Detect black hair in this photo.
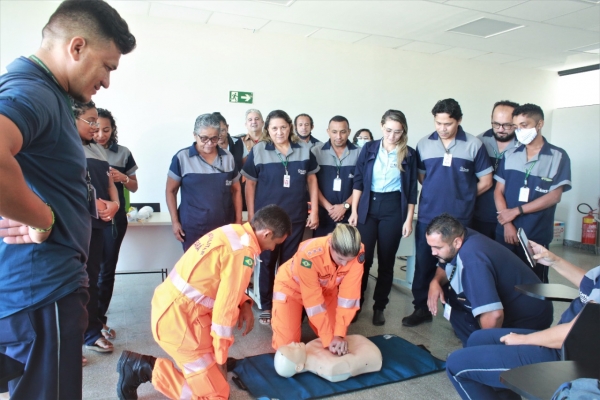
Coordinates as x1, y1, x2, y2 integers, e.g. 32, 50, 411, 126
426, 213, 465, 242
512, 103, 544, 121
212, 112, 228, 125
72, 99, 96, 118
328, 115, 349, 127
431, 98, 463, 121
251, 204, 292, 238
294, 113, 314, 129
97, 108, 118, 145
44, 0, 136, 54
352, 129, 373, 143
492, 100, 519, 114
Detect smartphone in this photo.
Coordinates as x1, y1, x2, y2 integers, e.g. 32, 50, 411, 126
517, 227, 536, 269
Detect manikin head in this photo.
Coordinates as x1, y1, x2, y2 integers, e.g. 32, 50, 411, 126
274, 342, 307, 378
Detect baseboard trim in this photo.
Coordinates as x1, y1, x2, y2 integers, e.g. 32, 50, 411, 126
563, 239, 599, 255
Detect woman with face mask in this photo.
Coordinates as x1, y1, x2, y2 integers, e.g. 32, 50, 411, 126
73, 100, 120, 357
352, 129, 373, 148
348, 110, 418, 326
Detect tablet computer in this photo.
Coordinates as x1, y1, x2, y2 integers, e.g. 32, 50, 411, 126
517, 227, 536, 269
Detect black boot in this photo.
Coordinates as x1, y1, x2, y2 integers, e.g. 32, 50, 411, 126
116, 350, 156, 400
402, 308, 433, 327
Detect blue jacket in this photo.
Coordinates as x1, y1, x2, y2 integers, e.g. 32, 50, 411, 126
353, 139, 418, 225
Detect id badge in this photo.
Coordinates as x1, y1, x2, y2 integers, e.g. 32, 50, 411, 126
88, 185, 98, 219
333, 177, 342, 192
519, 187, 530, 202
283, 174, 290, 188
443, 303, 452, 321
443, 153, 452, 167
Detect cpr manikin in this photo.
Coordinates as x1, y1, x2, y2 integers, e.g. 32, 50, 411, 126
274, 335, 382, 382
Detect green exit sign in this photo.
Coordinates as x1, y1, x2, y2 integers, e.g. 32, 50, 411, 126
229, 91, 253, 104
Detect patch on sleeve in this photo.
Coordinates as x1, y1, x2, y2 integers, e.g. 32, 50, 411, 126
243, 256, 254, 268
300, 259, 313, 269
358, 252, 365, 263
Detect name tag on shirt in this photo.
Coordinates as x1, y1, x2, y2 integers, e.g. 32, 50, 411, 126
333, 177, 342, 192
519, 187, 530, 202
443, 153, 452, 167
283, 174, 290, 188
443, 303, 452, 321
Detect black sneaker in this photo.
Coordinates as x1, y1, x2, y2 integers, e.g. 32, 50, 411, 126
116, 350, 156, 400
372, 309, 385, 326
402, 308, 432, 327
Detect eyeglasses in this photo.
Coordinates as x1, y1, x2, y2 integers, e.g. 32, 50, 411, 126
197, 136, 220, 144
78, 117, 100, 128
491, 122, 514, 130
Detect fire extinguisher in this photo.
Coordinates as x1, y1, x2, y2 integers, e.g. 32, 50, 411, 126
577, 203, 598, 245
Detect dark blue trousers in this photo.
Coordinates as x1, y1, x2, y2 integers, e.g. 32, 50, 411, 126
98, 218, 127, 325
446, 328, 561, 400
0, 288, 88, 399
470, 219, 497, 241
412, 220, 439, 310
257, 221, 305, 310
495, 232, 550, 283
84, 227, 104, 345
357, 191, 404, 311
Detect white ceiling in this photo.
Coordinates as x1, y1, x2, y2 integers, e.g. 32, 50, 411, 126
110, 0, 600, 71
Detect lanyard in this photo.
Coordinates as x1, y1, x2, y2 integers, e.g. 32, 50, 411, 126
523, 160, 537, 186
492, 148, 507, 172
198, 154, 225, 173
276, 152, 290, 175
29, 55, 75, 120
331, 152, 348, 178
448, 263, 458, 284
439, 137, 451, 153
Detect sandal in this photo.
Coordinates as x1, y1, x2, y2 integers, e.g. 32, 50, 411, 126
101, 326, 116, 340
259, 311, 271, 326
85, 337, 114, 353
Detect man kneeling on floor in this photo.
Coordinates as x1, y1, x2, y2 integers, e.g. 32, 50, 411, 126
116, 204, 291, 400
426, 213, 553, 346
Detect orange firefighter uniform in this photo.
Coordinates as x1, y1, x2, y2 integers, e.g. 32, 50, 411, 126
150, 223, 260, 399
271, 236, 364, 350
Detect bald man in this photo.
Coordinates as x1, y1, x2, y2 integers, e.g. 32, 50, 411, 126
0, 1, 135, 398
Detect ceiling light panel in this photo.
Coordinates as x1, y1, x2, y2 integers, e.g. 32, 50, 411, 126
207, 12, 270, 30
354, 35, 412, 49
447, 18, 524, 38
149, 3, 212, 23
399, 41, 452, 54
497, 1, 593, 22
445, 1, 527, 14
259, 21, 317, 37
308, 29, 369, 43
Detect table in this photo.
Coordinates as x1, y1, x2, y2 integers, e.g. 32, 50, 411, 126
515, 283, 580, 302
116, 212, 183, 281
500, 360, 598, 400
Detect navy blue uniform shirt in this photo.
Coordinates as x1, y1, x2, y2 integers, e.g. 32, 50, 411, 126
106, 142, 138, 220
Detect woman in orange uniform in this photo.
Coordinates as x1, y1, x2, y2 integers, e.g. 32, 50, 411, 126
272, 224, 364, 355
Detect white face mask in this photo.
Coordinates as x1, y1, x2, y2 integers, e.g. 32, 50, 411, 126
515, 127, 537, 145
356, 139, 368, 147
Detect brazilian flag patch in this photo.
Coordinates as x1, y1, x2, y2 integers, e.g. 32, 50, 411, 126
300, 258, 312, 269
243, 256, 254, 268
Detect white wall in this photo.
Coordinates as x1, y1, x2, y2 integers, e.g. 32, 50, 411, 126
552, 105, 600, 242
1, 1, 560, 214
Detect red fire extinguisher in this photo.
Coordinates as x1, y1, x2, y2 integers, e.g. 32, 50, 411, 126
578, 203, 598, 245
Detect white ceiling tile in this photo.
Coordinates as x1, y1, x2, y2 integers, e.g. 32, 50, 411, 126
308, 28, 370, 43
570, 42, 600, 53
445, 1, 527, 13
437, 47, 489, 59
149, 2, 211, 23
107, 1, 150, 17
399, 41, 452, 54
503, 58, 557, 68
472, 52, 524, 64
545, 6, 600, 31
259, 21, 318, 37
497, 1, 593, 22
207, 12, 270, 30
354, 35, 412, 49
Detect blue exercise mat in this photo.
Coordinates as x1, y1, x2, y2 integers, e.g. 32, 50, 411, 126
232, 334, 446, 400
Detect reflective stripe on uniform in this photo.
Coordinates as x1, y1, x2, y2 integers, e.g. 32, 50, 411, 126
169, 269, 215, 309
211, 323, 233, 338
183, 352, 215, 374
305, 303, 327, 317
221, 224, 243, 251
319, 279, 328, 286
180, 382, 192, 399
335, 276, 344, 285
273, 292, 287, 301
337, 297, 360, 308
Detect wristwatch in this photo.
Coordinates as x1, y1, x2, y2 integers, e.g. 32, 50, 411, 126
343, 202, 350, 209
